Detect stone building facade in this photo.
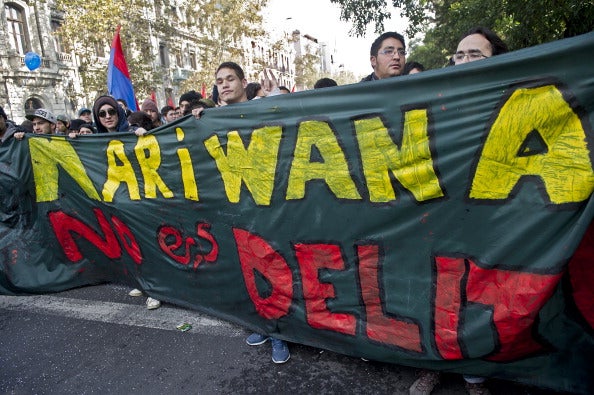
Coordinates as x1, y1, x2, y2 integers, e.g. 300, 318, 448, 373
1, 1, 302, 124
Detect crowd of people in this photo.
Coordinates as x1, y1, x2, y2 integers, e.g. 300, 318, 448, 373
0, 25, 511, 393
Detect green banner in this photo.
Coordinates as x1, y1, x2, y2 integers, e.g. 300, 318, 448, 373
2, 33, 594, 394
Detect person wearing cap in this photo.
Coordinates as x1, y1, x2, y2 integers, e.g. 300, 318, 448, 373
69, 118, 85, 133
67, 121, 96, 138
178, 90, 202, 116
27, 108, 57, 135
141, 98, 162, 129
78, 108, 92, 124
55, 114, 70, 135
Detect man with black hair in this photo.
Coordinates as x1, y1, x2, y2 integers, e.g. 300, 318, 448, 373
410, 27, 509, 395
361, 31, 407, 81
161, 105, 178, 123
214, 61, 290, 364
179, 90, 202, 116
453, 26, 508, 65
314, 77, 338, 89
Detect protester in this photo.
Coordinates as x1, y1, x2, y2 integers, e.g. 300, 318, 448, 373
68, 118, 86, 133
78, 123, 95, 135
361, 31, 407, 81
403, 61, 425, 75
313, 78, 338, 89
68, 122, 95, 138
246, 82, 265, 100
117, 98, 133, 117
92, 95, 133, 133
55, 114, 70, 135
141, 98, 162, 129
27, 108, 56, 135
278, 86, 291, 94
78, 107, 93, 124
188, 98, 216, 119
409, 26, 509, 395
214, 61, 290, 364
453, 26, 509, 65
128, 111, 154, 131
90, 95, 160, 308
179, 90, 202, 116
161, 105, 178, 123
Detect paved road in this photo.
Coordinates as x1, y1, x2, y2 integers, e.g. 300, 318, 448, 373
0, 284, 561, 394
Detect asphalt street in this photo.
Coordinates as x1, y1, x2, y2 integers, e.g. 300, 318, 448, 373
0, 284, 564, 395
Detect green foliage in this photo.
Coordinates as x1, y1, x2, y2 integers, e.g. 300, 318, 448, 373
55, 0, 268, 102
55, 0, 159, 100
294, 47, 323, 89
332, 0, 594, 70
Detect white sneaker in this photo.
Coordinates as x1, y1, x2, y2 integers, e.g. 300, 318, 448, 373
128, 288, 143, 297
146, 297, 161, 310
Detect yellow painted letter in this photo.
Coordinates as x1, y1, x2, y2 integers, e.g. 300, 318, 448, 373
204, 126, 282, 205
29, 138, 100, 202
135, 135, 173, 199
175, 127, 198, 201
354, 112, 444, 202
287, 120, 361, 200
470, 85, 594, 204
102, 140, 140, 202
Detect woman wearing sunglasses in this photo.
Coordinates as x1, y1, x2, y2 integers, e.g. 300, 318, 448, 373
92, 95, 134, 133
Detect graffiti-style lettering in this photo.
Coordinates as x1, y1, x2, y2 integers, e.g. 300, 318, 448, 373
157, 222, 219, 269
29, 138, 101, 202
204, 126, 283, 205
433, 256, 562, 361
357, 244, 423, 352
294, 243, 357, 336
354, 111, 444, 203
134, 135, 174, 199
469, 84, 594, 203
48, 208, 142, 264
233, 228, 293, 319
175, 127, 199, 201
102, 140, 140, 202
287, 120, 361, 200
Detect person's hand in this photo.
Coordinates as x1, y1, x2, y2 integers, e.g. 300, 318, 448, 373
191, 107, 204, 119
13, 131, 25, 140
260, 68, 279, 96
68, 132, 78, 138
134, 127, 148, 136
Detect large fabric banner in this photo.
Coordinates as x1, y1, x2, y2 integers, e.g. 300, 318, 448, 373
2, 33, 594, 394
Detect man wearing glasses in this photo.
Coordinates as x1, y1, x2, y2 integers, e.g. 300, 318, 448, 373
361, 31, 407, 81
453, 26, 508, 65
410, 27, 509, 395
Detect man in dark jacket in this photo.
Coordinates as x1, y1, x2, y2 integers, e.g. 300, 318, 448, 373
361, 31, 407, 82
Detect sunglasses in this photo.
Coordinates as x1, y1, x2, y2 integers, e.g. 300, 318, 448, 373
98, 108, 117, 118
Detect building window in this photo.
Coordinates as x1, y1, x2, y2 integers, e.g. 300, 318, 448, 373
5, 3, 29, 55
24, 97, 43, 112
189, 51, 196, 69
94, 41, 106, 58
159, 44, 169, 68
51, 20, 63, 53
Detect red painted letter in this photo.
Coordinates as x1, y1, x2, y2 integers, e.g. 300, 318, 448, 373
233, 228, 292, 319
434, 256, 562, 361
294, 243, 356, 336
358, 244, 423, 352
48, 208, 121, 262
